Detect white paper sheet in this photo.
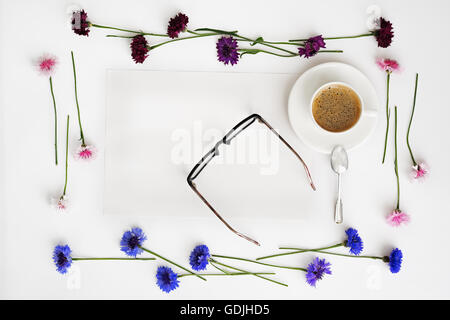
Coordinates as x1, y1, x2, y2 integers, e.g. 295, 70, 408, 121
105, 70, 317, 219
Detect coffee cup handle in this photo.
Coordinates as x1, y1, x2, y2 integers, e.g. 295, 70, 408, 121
364, 109, 378, 117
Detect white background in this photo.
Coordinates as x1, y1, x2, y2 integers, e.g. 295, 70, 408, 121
1, 0, 450, 299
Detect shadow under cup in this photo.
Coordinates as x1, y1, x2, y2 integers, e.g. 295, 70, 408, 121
311, 82, 364, 133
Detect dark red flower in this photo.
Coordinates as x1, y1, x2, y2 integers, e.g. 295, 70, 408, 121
71, 10, 90, 36
374, 17, 394, 48
167, 13, 189, 39
130, 35, 149, 64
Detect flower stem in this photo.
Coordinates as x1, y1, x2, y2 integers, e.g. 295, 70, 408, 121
283, 250, 383, 260
289, 33, 374, 42
70, 51, 85, 146
394, 106, 400, 210
139, 246, 206, 281
178, 272, 275, 278
317, 50, 344, 53
72, 257, 155, 261
63, 115, 69, 196
211, 254, 307, 272
406, 74, 419, 166
209, 259, 288, 287
210, 261, 231, 274
257, 243, 344, 260
149, 32, 218, 50
91, 23, 168, 37
238, 48, 297, 58
382, 72, 391, 164
49, 76, 58, 165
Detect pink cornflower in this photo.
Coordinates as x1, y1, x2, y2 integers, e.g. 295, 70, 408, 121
75, 144, 96, 161
410, 162, 429, 181
52, 196, 68, 212
376, 58, 399, 73
387, 209, 410, 227
37, 54, 58, 76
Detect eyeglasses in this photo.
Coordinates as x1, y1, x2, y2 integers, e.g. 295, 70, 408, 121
187, 114, 316, 246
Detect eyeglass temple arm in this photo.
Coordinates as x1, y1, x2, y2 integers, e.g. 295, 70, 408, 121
187, 181, 261, 246
256, 116, 316, 191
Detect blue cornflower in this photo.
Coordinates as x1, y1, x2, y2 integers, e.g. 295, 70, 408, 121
305, 257, 332, 287
386, 248, 403, 273
345, 228, 364, 255
120, 227, 147, 257
156, 266, 179, 293
189, 245, 210, 271
53, 244, 72, 274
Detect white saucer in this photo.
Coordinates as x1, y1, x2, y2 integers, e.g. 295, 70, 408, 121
288, 62, 379, 154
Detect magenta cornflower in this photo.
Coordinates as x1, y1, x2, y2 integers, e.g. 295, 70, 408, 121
167, 13, 189, 39
37, 54, 58, 76
387, 209, 410, 227
376, 58, 400, 73
75, 145, 96, 161
130, 35, 150, 64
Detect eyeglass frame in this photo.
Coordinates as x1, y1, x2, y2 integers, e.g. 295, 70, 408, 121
187, 113, 316, 246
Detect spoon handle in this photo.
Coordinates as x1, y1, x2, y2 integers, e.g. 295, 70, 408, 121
335, 174, 343, 224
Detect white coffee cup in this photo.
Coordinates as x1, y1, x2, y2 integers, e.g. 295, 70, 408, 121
310, 81, 377, 134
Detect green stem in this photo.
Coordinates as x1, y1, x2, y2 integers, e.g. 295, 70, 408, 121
49, 77, 58, 165
317, 50, 344, 53
139, 246, 206, 281
63, 115, 69, 196
406, 74, 419, 166
210, 261, 231, 274
382, 72, 391, 164
70, 51, 85, 146
212, 254, 306, 272
394, 106, 400, 210
289, 33, 374, 42
281, 249, 383, 260
238, 48, 297, 58
178, 272, 275, 278
210, 259, 288, 287
149, 32, 217, 50
72, 257, 155, 261
91, 23, 168, 37
257, 243, 344, 260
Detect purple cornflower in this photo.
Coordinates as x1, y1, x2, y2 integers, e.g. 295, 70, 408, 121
130, 35, 149, 64
384, 248, 403, 274
298, 35, 326, 58
374, 17, 394, 48
305, 257, 332, 287
167, 13, 189, 39
53, 244, 72, 274
345, 228, 364, 255
156, 266, 180, 293
189, 245, 210, 271
71, 10, 90, 36
216, 36, 239, 65
120, 227, 147, 257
